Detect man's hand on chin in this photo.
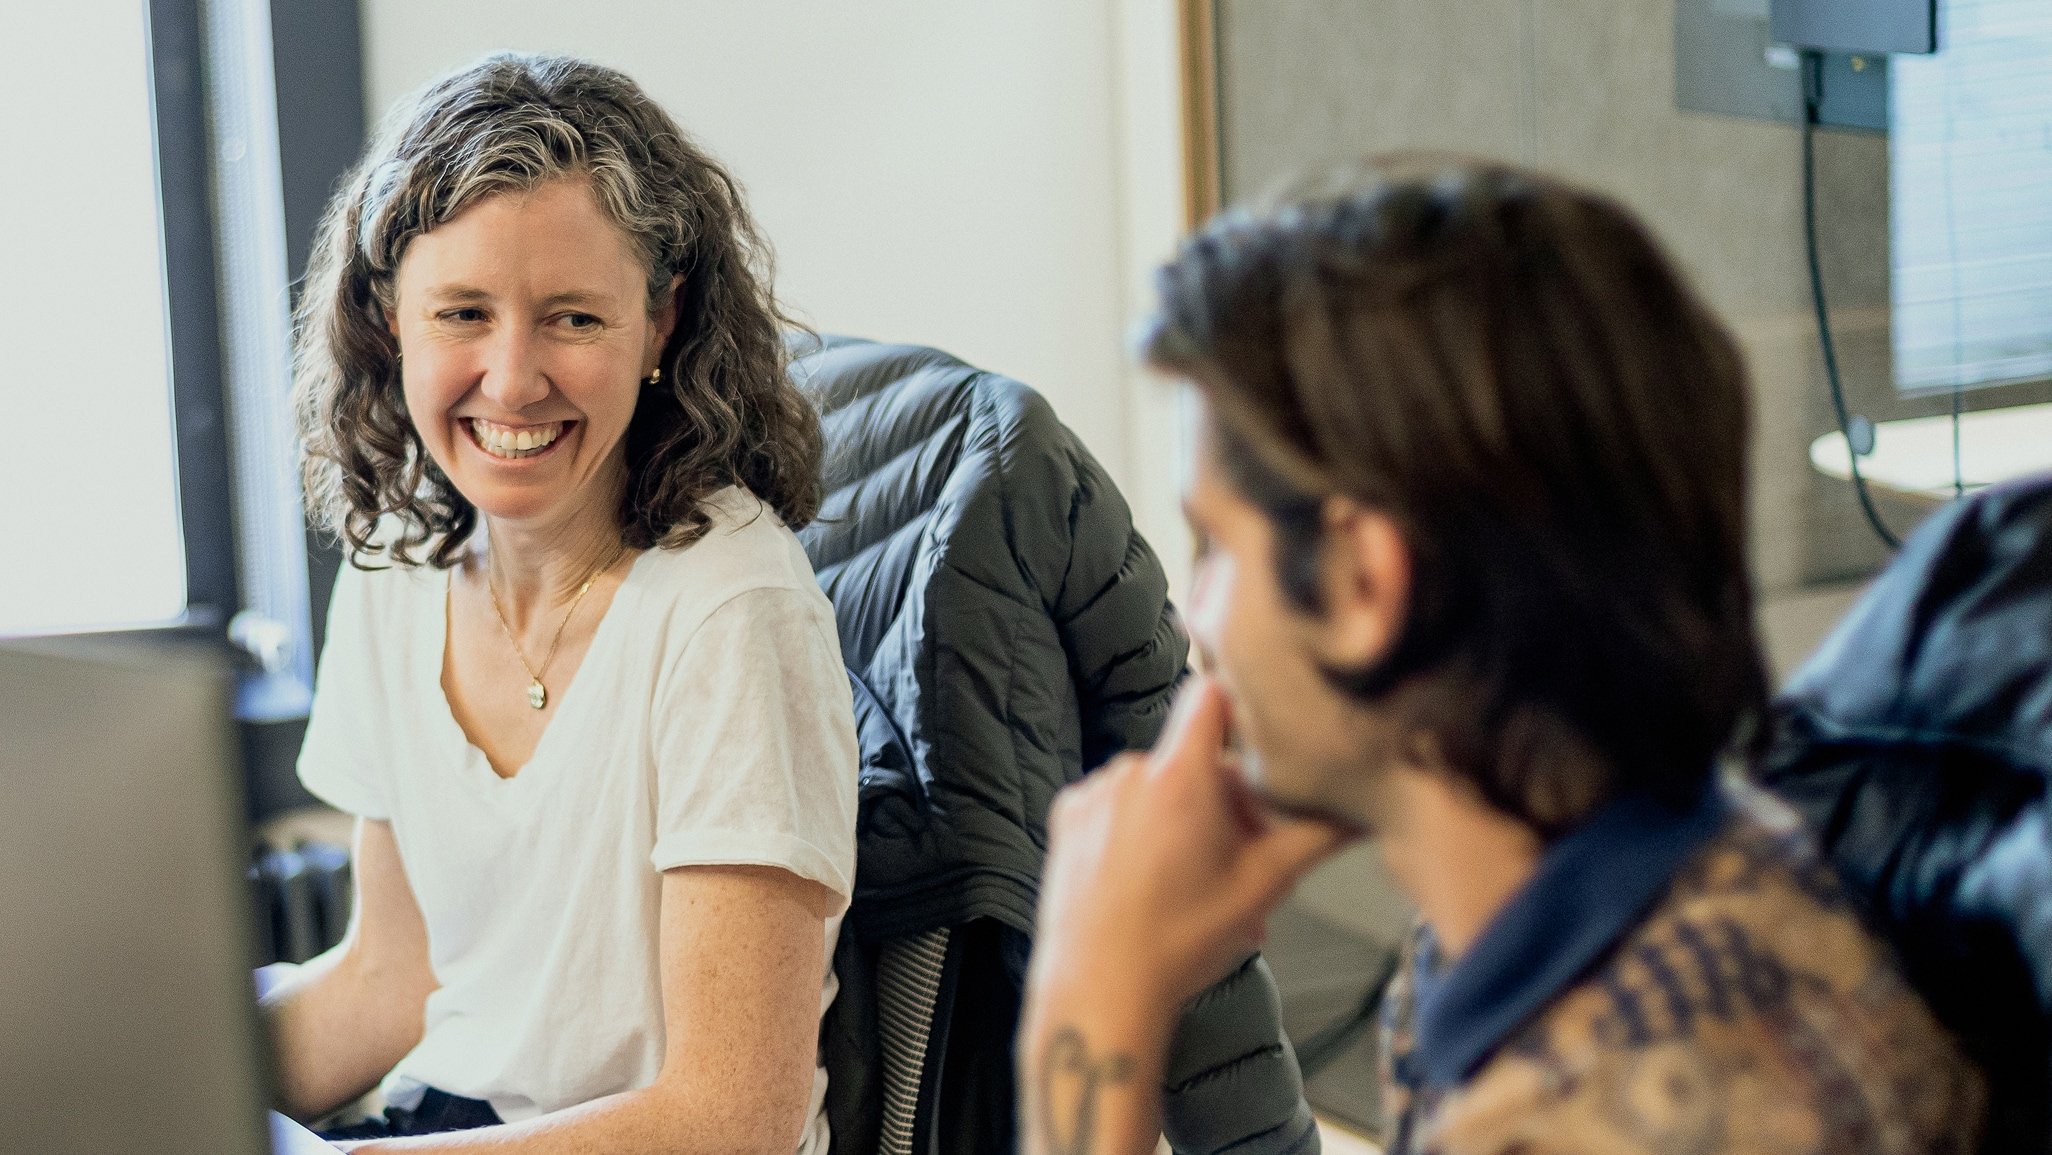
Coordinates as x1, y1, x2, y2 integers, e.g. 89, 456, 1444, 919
1019, 675, 1357, 1155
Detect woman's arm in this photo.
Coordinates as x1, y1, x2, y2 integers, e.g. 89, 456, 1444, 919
265, 818, 440, 1121
342, 863, 831, 1154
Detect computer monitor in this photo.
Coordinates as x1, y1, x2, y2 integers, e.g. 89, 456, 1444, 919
0, 636, 291, 1153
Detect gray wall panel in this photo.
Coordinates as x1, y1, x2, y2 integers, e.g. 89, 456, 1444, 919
1210, 0, 2042, 590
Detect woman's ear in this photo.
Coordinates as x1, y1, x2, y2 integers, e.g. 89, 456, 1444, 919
1313, 498, 1411, 671
647, 273, 684, 372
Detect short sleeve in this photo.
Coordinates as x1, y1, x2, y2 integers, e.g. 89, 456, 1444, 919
649, 586, 859, 913
297, 562, 397, 820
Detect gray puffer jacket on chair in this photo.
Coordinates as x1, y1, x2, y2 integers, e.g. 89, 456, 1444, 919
793, 335, 1318, 1155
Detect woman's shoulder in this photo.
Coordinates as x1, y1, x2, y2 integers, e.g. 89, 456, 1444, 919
328, 545, 446, 620
631, 486, 825, 619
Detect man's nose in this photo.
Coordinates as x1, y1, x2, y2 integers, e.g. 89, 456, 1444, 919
1185, 559, 1223, 674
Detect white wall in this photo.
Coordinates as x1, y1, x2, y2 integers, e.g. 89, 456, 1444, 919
2, 1, 187, 633
360, 0, 1193, 552
1109, 0, 1200, 595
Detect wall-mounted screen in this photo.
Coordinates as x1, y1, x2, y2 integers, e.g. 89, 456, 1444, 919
1890, 0, 2052, 394
1772, 0, 1936, 54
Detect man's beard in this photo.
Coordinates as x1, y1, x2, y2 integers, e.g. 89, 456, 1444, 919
1230, 745, 1373, 838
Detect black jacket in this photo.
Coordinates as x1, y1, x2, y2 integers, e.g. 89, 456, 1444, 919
793, 336, 1317, 1155
1761, 473, 2052, 1153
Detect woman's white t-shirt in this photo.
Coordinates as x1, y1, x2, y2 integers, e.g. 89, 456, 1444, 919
297, 487, 858, 1153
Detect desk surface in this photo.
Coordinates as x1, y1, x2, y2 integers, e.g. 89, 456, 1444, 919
270, 1112, 334, 1154
1811, 401, 2052, 505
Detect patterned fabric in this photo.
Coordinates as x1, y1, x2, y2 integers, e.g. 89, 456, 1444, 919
876, 927, 953, 1155
1379, 787, 1985, 1155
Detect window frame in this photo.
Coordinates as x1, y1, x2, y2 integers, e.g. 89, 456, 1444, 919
151, 0, 241, 631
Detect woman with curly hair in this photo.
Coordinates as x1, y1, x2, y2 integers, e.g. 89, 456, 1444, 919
263, 53, 857, 1154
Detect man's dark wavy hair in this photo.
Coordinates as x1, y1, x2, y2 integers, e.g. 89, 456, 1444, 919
1142, 157, 1768, 838
294, 52, 821, 568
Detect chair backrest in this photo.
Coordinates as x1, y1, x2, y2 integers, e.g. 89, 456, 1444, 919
873, 927, 951, 1155
1760, 473, 2052, 1152
793, 335, 1318, 1155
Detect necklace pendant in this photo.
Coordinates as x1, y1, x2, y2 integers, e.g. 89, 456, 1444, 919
527, 679, 547, 710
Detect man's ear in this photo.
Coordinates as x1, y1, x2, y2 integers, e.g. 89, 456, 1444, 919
1313, 498, 1410, 670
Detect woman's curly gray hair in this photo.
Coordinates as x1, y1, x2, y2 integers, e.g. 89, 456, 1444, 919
293, 52, 821, 568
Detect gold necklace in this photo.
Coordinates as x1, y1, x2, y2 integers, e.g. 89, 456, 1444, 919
485, 545, 624, 710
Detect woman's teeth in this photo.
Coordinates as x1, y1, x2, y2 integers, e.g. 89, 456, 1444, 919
468, 419, 564, 459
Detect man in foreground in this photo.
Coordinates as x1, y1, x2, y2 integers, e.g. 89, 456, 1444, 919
1020, 159, 1983, 1155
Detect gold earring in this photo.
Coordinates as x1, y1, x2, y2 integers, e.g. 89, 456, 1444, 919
646, 367, 662, 386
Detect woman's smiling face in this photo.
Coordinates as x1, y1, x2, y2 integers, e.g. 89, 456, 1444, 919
388, 176, 675, 528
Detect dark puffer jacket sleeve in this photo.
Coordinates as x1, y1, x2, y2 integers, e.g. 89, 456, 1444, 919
1760, 474, 2052, 1152
1163, 955, 1321, 1154
1050, 463, 1188, 775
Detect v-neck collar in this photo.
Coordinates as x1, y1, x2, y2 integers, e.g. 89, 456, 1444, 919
428, 549, 646, 786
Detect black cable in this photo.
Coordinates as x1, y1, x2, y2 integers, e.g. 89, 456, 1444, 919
1801, 50, 1901, 550
1953, 376, 1965, 499
1938, 61, 1967, 500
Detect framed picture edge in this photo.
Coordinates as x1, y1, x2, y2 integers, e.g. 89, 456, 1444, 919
1178, 0, 1223, 230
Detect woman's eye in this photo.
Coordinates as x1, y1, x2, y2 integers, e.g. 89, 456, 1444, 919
439, 308, 486, 324
557, 313, 601, 331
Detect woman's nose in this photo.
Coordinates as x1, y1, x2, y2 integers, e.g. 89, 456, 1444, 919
478, 331, 551, 411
